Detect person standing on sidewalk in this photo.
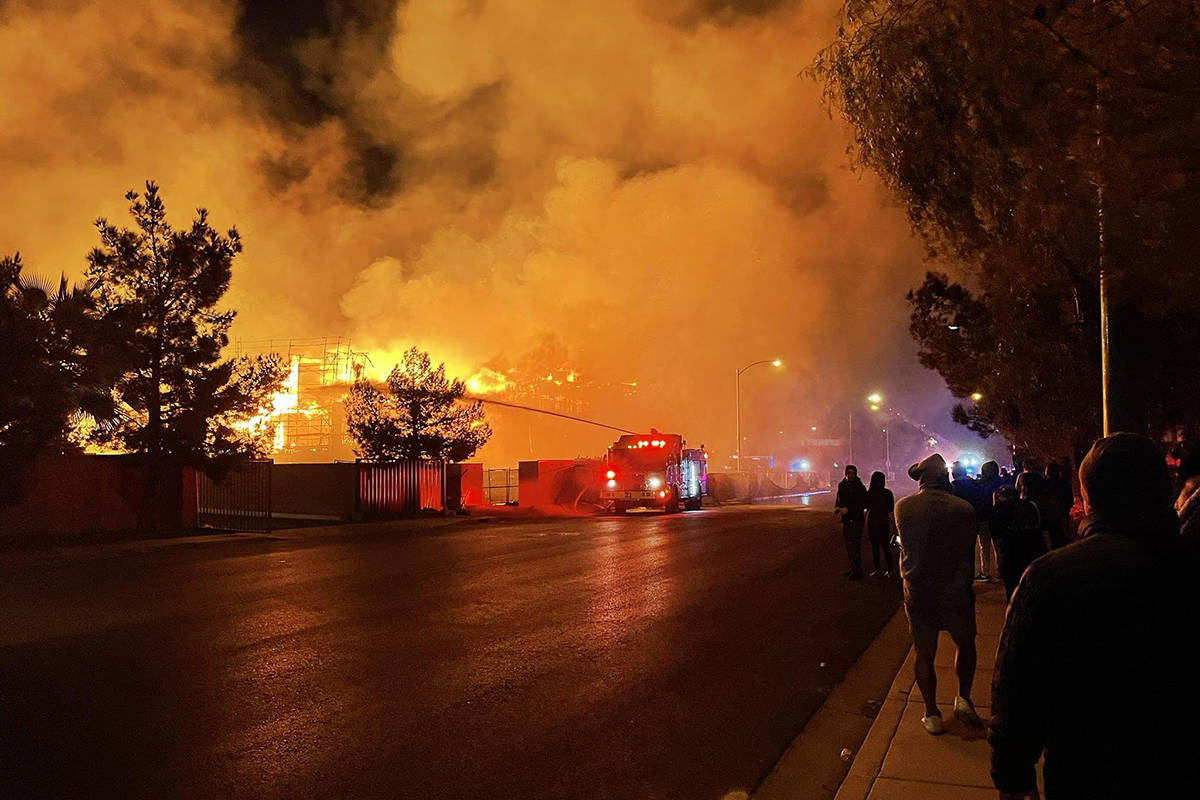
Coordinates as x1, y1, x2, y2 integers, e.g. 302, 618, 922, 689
990, 433, 1200, 799
865, 471, 895, 577
1017, 469, 1069, 550
987, 485, 1047, 602
895, 453, 983, 735
973, 460, 1004, 581
834, 465, 869, 580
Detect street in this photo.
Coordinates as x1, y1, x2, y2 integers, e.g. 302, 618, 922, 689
0, 502, 901, 800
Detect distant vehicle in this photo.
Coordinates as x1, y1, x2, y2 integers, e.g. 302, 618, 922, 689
600, 429, 707, 513
956, 453, 985, 476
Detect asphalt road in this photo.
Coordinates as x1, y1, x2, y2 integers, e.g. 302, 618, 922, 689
0, 502, 901, 800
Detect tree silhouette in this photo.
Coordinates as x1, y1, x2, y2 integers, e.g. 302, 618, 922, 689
0, 253, 119, 504
346, 347, 491, 462
86, 182, 284, 470
814, 1, 1200, 456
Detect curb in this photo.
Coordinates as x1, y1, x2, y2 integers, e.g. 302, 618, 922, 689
831, 648, 915, 800
829, 582, 1008, 800
753, 606, 912, 800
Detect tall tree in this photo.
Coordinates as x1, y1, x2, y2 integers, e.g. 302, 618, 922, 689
87, 182, 284, 467
0, 254, 117, 505
1, 261, 103, 429
345, 347, 491, 462
814, 0, 1200, 460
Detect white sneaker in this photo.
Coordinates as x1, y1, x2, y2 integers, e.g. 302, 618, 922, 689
953, 695, 984, 728
921, 713, 944, 735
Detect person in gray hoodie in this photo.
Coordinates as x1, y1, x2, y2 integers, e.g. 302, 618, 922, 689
895, 453, 983, 735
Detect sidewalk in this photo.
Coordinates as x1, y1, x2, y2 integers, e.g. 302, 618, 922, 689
757, 581, 1015, 800
835, 581, 1010, 800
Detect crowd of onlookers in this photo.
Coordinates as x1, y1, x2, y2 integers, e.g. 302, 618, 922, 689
947, 457, 1078, 601
836, 434, 1200, 799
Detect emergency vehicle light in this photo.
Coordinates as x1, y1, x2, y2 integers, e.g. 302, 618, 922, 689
606, 469, 616, 479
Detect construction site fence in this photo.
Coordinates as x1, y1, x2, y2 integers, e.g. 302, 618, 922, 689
358, 460, 447, 515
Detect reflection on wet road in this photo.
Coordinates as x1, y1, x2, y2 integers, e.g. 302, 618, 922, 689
0, 504, 900, 800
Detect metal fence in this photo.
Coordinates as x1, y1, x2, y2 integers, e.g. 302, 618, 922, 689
359, 461, 446, 515
196, 461, 272, 532
484, 468, 519, 505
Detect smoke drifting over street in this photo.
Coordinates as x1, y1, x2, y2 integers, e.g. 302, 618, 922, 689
0, 0, 980, 464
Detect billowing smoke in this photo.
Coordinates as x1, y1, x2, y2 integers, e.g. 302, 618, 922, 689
0, 0, 987, 467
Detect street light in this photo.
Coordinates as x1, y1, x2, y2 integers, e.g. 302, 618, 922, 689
970, 391, 983, 402
867, 391, 891, 478
735, 359, 783, 473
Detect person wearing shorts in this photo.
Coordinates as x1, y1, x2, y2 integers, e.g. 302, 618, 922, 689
896, 453, 983, 735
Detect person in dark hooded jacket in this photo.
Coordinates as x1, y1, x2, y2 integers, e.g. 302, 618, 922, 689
865, 471, 895, 576
834, 465, 869, 579
988, 485, 1046, 602
989, 433, 1200, 799
973, 460, 1004, 582
1017, 470, 1069, 550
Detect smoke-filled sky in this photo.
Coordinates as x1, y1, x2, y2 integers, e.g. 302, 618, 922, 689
0, 0, 996, 465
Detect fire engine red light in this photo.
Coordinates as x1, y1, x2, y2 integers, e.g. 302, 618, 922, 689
605, 469, 616, 479
659, 490, 667, 498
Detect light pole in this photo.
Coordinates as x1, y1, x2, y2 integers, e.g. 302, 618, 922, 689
866, 392, 890, 478
847, 410, 854, 465
735, 359, 782, 473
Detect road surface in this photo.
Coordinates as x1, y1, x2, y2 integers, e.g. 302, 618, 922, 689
0, 502, 901, 800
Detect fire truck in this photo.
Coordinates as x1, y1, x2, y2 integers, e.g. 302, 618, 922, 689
600, 429, 707, 513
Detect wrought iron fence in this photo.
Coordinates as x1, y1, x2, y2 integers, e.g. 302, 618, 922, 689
196, 461, 272, 532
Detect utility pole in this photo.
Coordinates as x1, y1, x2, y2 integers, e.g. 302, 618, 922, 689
884, 426, 891, 479
1095, 0, 1112, 436
735, 359, 782, 474
735, 369, 741, 473
848, 409, 853, 465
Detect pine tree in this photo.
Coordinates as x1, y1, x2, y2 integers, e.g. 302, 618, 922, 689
345, 347, 491, 462
87, 182, 284, 466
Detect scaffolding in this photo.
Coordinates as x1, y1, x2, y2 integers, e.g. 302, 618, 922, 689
235, 337, 371, 460
235, 336, 373, 385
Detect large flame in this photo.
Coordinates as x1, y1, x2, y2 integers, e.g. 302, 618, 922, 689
465, 367, 510, 395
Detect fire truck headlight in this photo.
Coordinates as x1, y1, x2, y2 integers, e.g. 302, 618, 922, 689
607, 479, 617, 489
606, 469, 616, 479
648, 476, 662, 489
659, 490, 667, 498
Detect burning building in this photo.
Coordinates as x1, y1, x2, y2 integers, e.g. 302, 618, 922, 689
236, 337, 371, 463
